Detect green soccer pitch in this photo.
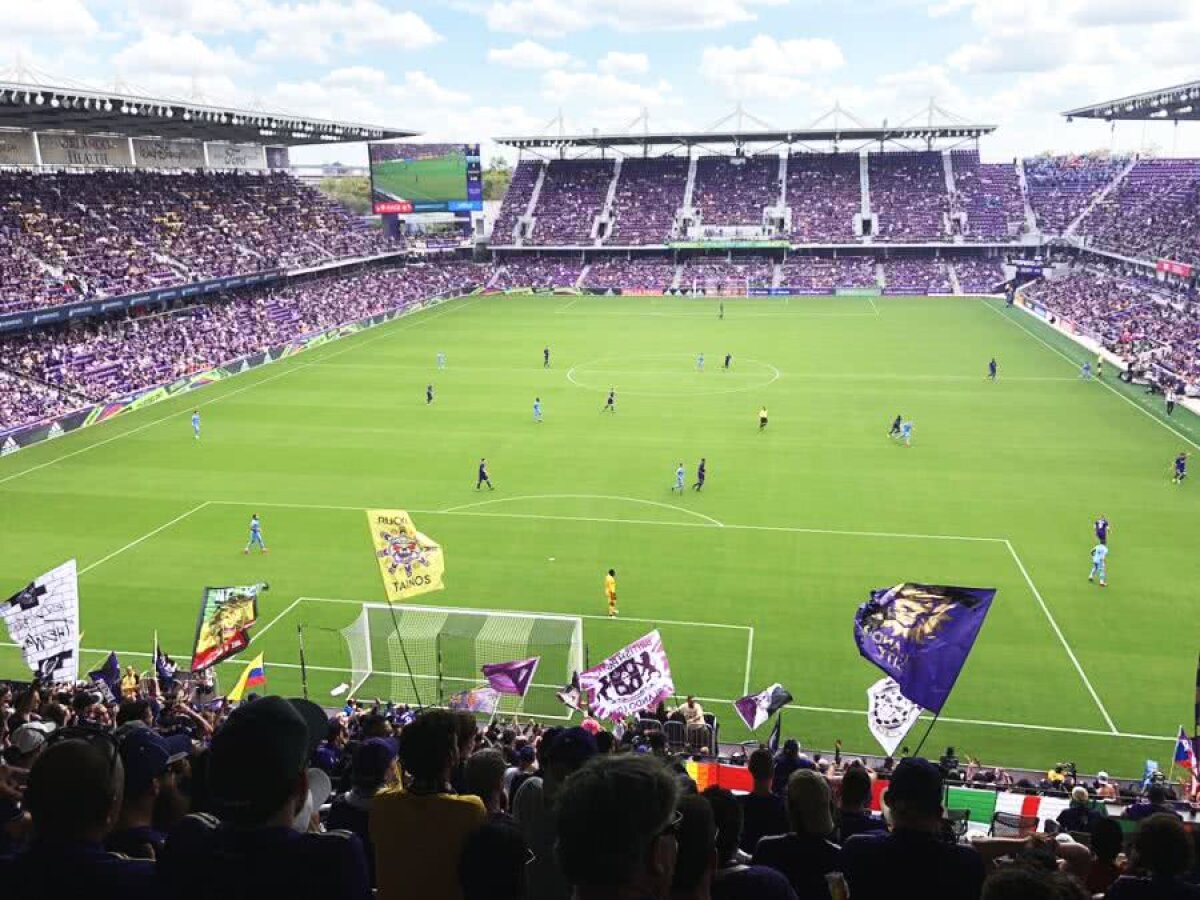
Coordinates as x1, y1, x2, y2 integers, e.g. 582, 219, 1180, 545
372, 153, 466, 203
2, 292, 1197, 776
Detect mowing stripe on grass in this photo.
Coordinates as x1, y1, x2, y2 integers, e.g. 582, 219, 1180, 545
78, 501, 212, 576
441, 494, 726, 527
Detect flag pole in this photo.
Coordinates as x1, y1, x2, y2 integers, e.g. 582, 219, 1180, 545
297, 624, 310, 701
911, 711, 942, 758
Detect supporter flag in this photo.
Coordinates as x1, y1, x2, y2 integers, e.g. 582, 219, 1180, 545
366, 509, 445, 603
190, 583, 266, 671
853, 583, 996, 713
767, 713, 783, 754
580, 630, 674, 722
447, 685, 501, 714
1175, 726, 1196, 772
866, 676, 924, 757
88, 651, 121, 701
733, 683, 793, 731
226, 653, 266, 704
556, 672, 582, 712
1, 560, 80, 684
482, 656, 540, 697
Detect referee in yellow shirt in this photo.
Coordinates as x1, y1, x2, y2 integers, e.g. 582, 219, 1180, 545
605, 569, 618, 617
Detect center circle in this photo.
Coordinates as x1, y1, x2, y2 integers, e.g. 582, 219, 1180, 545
567, 354, 780, 397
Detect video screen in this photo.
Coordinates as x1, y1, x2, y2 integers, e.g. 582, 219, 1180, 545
368, 143, 483, 215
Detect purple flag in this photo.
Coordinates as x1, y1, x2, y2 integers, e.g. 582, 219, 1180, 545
482, 656, 540, 697
580, 630, 674, 722
854, 583, 995, 713
448, 685, 501, 714
733, 683, 793, 730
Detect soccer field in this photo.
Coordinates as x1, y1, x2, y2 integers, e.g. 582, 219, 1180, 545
2, 292, 1196, 775
372, 154, 466, 203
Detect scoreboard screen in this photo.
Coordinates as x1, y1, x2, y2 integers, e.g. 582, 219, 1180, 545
368, 143, 483, 215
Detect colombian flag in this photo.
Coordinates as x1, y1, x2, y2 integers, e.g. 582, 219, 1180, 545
227, 653, 266, 703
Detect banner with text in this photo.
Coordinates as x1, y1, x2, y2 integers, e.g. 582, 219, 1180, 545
40, 134, 132, 168
579, 630, 674, 722
0, 132, 37, 166
206, 142, 267, 170
133, 138, 206, 170
367, 509, 446, 603
1, 560, 80, 684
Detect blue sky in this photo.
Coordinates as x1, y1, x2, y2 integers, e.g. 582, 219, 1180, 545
5, 0, 1200, 165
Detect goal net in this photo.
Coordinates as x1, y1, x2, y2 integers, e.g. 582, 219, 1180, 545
340, 603, 584, 719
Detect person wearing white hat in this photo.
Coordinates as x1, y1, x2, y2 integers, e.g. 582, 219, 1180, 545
5, 722, 55, 768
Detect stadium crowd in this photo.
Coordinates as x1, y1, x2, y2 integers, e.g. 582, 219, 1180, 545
2, 673, 1198, 900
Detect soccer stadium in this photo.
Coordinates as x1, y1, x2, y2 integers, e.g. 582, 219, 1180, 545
4, 7, 1200, 898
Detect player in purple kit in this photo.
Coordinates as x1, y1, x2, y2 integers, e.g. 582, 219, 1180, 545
1173, 452, 1188, 485
1094, 516, 1109, 545
476, 458, 494, 490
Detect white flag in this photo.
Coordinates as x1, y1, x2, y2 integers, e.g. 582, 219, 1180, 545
866, 676, 923, 757
1, 560, 80, 684
580, 630, 674, 722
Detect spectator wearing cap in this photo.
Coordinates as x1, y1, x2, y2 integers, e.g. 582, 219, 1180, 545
0, 728, 156, 900
740, 747, 789, 854
702, 786, 797, 900
1086, 817, 1125, 895
506, 743, 538, 799
3, 721, 55, 769
159, 696, 370, 900
371, 708, 486, 900
752, 769, 841, 897
1107, 813, 1200, 899
772, 739, 804, 796
327, 737, 397, 887
514, 725, 598, 900
1096, 771, 1119, 801
839, 757, 984, 900
556, 753, 681, 900
107, 725, 191, 859
835, 764, 884, 842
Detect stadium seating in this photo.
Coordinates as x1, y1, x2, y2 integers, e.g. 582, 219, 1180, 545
953, 258, 1005, 293
491, 256, 582, 290
608, 157, 690, 245
880, 258, 952, 293
869, 151, 950, 242
950, 151, 1025, 241
692, 155, 780, 228
581, 257, 678, 291
777, 256, 877, 292
1023, 155, 1129, 234
527, 159, 613, 245
490, 160, 541, 246
786, 152, 861, 242
678, 256, 775, 292
1078, 158, 1200, 263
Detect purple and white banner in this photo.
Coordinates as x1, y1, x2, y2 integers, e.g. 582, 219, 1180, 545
580, 630, 674, 722
733, 683, 793, 730
447, 685, 500, 714
482, 656, 540, 697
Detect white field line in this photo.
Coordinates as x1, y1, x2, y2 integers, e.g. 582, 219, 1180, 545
441, 493, 726, 528
1004, 539, 1117, 734
78, 501, 211, 576
0, 297, 483, 489
868, 295, 879, 317
249, 596, 304, 646
983, 300, 1200, 453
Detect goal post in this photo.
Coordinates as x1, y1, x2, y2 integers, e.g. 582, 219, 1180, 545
340, 603, 584, 719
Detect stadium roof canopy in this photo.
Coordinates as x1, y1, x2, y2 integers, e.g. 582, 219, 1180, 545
0, 79, 417, 145
494, 124, 996, 152
1063, 80, 1200, 122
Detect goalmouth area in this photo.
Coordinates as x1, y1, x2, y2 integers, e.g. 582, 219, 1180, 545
1, 291, 1197, 775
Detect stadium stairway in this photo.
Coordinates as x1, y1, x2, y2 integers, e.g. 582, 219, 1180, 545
1015, 158, 1039, 235
1065, 156, 1139, 237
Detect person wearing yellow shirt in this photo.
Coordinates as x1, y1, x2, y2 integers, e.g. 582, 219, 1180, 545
759, 406, 768, 431
605, 568, 618, 618
370, 709, 486, 900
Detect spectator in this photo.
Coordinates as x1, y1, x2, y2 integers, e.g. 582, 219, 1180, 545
702, 786, 797, 900
752, 769, 841, 898
459, 820, 530, 900
1097, 771, 1120, 802
1087, 817, 1126, 895
371, 708, 486, 900
159, 696, 370, 900
741, 747, 789, 852
107, 725, 191, 859
981, 865, 1090, 900
1057, 786, 1101, 834
835, 764, 884, 841
514, 725, 597, 900
556, 754, 681, 900
1, 728, 155, 899
505, 743, 538, 799
326, 737, 397, 887
1124, 785, 1182, 822
671, 794, 718, 900
772, 739, 805, 796
1107, 813, 1200, 898
312, 720, 348, 775
839, 757, 984, 900
3, 721, 54, 769
465, 748, 511, 819
451, 709, 480, 793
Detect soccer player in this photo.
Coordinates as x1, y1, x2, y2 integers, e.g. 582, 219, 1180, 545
672, 462, 685, 494
1080, 361, 1092, 380
988, 358, 997, 381
477, 458, 494, 490
244, 514, 268, 555
758, 406, 768, 431
1088, 541, 1108, 587
543, 346, 550, 369
900, 420, 913, 447
1096, 355, 1103, 379
436, 351, 446, 370
533, 397, 543, 423
426, 384, 434, 405
605, 568, 618, 618
601, 388, 616, 413
191, 409, 201, 440
696, 353, 705, 372
1173, 452, 1188, 484
888, 414, 903, 438
1166, 387, 1177, 416
693, 458, 706, 491
724, 353, 732, 371
719, 301, 724, 320
1094, 515, 1109, 546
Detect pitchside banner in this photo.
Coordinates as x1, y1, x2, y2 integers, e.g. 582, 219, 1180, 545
40, 134, 133, 168
1, 560, 80, 684
206, 142, 267, 170
0, 132, 37, 166
133, 138, 206, 170
366, 510, 445, 602
579, 630, 674, 721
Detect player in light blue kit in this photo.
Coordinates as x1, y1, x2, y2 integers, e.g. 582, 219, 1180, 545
696, 353, 705, 372
1088, 542, 1108, 587
244, 514, 268, 555
191, 410, 200, 440
1080, 361, 1092, 380
533, 397, 543, 423
672, 462, 685, 494
436, 351, 446, 370
900, 420, 913, 447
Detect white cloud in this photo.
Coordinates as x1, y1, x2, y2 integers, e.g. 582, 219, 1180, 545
113, 31, 255, 78
253, 2, 440, 63
598, 51, 649, 76
542, 68, 672, 107
6, 0, 100, 40
401, 71, 470, 105
120, 0, 259, 33
701, 35, 844, 99
323, 66, 390, 88
487, 40, 571, 69
485, 0, 786, 37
